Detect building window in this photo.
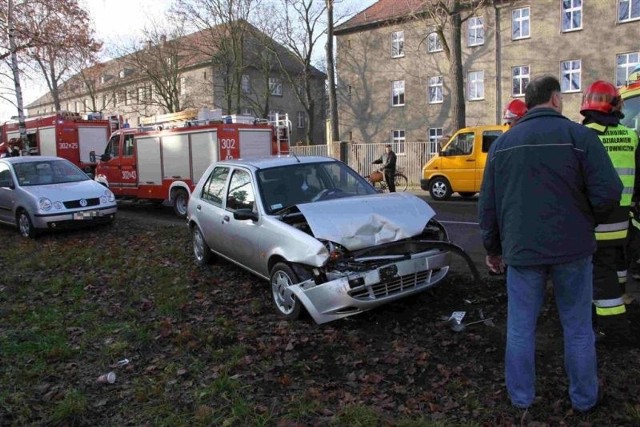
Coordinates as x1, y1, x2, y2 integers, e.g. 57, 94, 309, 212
347, 85, 352, 97
428, 76, 443, 104
468, 16, 484, 46
268, 110, 285, 122
269, 77, 282, 96
562, 0, 583, 32
560, 59, 581, 92
512, 66, 530, 96
391, 31, 404, 58
119, 69, 126, 78
123, 90, 129, 106
429, 128, 443, 155
180, 77, 186, 96
241, 74, 251, 93
391, 129, 405, 155
616, 52, 640, 86
391, 80, 405, 106
427, 32, 442, 53
297, 111, 305, 128
467, 70, 484, 100
512, 7, 530, 40
241, 108, 255, 116
74, 101, 79, 112
619, 0, 640, 22
138, 87, 146, 101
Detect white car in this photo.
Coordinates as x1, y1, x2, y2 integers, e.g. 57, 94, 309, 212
188, 156, 476, 324
0, 156, 117, 237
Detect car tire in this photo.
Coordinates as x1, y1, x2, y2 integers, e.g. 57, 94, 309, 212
429, 177, 452, 201
271, 262, 303, 320
173, 189, 189, 218
459, 192, 476, 198
17, 210, 37, 238
192, 226, 215, 265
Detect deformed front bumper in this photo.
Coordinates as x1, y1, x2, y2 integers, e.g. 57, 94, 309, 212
291, 248, 451, 324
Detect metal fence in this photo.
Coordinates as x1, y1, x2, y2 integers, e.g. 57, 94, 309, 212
291, 142, 436, 188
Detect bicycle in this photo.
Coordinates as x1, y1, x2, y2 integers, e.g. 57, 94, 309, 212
365, 168, 408, 192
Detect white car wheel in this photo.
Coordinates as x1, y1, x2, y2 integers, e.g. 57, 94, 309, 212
17, 211, 37, 238
192, 226, 214, 265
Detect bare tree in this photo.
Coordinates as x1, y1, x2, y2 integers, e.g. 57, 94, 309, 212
413, 0, 489, 130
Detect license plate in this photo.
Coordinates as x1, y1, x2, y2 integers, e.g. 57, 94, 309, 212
73, 211, 97, 220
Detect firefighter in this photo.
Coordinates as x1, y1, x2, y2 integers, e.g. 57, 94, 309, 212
503, 99, 528, 128
581, 80, 640, 344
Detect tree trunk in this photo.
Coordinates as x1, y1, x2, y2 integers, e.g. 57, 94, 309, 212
8, 0, 28, 154
449, 5, 465, 130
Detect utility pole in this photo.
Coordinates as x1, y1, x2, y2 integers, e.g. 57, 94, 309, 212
8, 0, 29, 155
325, 0, 344, 161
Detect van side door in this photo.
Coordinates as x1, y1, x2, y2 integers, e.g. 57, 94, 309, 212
476, 130, 503, 190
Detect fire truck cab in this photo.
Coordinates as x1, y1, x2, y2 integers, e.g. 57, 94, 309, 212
94, 108, 291, 217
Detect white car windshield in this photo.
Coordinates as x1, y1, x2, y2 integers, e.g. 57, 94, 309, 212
257, 161, 377, 214
14, 160, 89, 186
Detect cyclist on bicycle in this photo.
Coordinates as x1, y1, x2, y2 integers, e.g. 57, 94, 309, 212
372, 144, 397, 192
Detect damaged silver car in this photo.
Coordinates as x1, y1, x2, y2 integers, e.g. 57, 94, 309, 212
187, 156, 475, 324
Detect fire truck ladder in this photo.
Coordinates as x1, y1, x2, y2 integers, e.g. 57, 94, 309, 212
270, 112, 291, 155
139, 109, 199, 130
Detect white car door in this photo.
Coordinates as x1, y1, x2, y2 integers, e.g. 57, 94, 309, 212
194, 166, 231, 256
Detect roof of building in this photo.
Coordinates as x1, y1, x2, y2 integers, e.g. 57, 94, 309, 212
335, 0, 428, 35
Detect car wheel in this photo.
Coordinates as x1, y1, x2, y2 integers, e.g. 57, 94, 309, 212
271, 262, 302, 320
17, 210, 37, 238
192, 226, 215, 265
173, 189, 189, 218
429, 177, 452, 201
459, 192, 476, 198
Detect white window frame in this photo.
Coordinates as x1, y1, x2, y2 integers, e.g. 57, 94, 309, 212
428, 76, 443, 104
562, 0, 583, 32
241, 74, 251, 93
468, 16, 484, 46
428, 128, 443, 155
269, 77, 282, 96
138, 87, 146, 101
616, 51, 640, 86
427, 32, 443, 53
560, 59, 582, 93
391, 130, 406, 155
297, 111, 305, 129
391, 80, 405, 106
618, 0, 640, 22
391, 31, 404, 58
467, 70, 485, 100
512, 66, 530, 96
512, 7, 530, 40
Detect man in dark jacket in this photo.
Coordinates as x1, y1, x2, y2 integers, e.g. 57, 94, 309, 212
372, 144, 397, 192
478, 75, 622, 413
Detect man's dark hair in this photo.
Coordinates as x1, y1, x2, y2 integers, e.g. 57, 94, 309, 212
385, 144, 392, 148
525, 75, 561, 109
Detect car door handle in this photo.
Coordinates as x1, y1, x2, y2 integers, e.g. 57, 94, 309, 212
196, 205, 201, 211
466, 159, 475, 162
223, 215, 230, 222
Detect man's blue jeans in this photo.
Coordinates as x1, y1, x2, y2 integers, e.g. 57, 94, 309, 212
506, 256, 598, 411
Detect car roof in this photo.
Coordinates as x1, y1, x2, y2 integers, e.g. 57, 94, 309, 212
1, 155, 64, 164
218, 155, 340, 170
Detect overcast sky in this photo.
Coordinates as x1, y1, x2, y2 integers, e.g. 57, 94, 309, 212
0, 0, 377, 120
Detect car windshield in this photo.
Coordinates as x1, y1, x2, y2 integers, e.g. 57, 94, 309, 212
14, 160, 89, 186
257, 161, 377, 214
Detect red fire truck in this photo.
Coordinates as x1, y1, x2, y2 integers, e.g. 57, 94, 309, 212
0, 112, 118, 176
93, 109, 291, 217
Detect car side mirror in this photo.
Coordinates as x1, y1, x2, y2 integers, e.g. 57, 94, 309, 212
438, 149, 446, 156
0, 179, 14, 189
89, 151, 96, 163
233, 208, 258, 222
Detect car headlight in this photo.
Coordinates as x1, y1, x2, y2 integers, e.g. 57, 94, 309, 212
53, 201, 63, 210
39, 197, 52, 211
102, 189, 115, 203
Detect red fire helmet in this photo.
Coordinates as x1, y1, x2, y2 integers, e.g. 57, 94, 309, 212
503, 99, 528, 123
580, 80, 622, 115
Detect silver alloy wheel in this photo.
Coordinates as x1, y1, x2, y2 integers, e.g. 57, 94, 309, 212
18, 212, 32, 237
431, 180, 449, 199
193, 228, 206, 263
272, 270, 296, 315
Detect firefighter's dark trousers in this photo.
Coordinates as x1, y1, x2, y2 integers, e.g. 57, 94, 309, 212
593, 244, 628, 335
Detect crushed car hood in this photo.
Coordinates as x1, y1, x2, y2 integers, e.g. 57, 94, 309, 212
296, 192, 435, 250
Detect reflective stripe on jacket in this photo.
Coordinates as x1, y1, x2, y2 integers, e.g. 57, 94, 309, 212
593, 296, 627, 317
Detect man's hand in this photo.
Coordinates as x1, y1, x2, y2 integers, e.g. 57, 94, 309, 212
485, 254, 505, 274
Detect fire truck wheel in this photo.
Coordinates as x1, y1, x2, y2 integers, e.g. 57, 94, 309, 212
17, 210, 37, 238
173, 189, 189, 218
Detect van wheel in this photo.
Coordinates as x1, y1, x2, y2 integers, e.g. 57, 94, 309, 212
429, 177, 452, 201
459, 192, 476, 198
173, 189, 189, 218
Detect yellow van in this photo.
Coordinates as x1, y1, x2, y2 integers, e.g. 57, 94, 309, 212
420, 125, 508, 200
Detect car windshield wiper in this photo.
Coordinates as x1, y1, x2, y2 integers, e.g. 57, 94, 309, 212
272, 204, 297, 216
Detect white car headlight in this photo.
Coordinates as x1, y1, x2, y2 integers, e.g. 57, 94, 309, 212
103, 189, 115, 203
39, 197, 52, 211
